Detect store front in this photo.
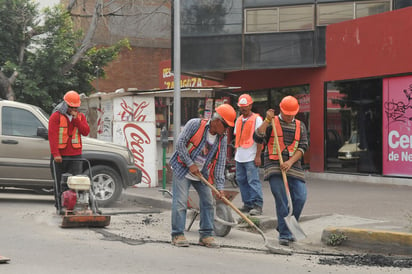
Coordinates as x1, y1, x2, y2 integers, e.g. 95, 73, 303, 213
220, 7, 412, 178
81, 87, 239, 187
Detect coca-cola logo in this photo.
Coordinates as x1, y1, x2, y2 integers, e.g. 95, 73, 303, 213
119, 99, 149, 121
123, 123, 152, 186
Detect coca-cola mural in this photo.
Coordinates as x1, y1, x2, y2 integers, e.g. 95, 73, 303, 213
113, 96, 157, 187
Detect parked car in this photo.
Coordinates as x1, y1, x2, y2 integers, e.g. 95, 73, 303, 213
338, 131, 367, 161
0, 99, 142, 206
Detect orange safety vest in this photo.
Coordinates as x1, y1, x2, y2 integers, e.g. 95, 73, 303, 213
268, 116, 301, 160
177, 119, 222, 183
58, 114, 82, 149
235, 113, 259, 149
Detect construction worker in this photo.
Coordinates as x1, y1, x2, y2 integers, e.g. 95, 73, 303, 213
254, 95, 309, 246
234, 94, 264, 215
169, 104, 236, 248
48, 90, 90, 215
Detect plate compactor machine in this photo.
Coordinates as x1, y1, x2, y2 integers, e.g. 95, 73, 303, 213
54, 160, 110, 228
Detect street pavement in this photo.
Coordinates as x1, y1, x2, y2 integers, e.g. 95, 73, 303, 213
120, 171, 412, 256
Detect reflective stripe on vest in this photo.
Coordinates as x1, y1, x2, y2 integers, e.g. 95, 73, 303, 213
58, 114, 82, 149
268, 116, 301, 160
177, 119, 222, 184
235, 113, 258, 149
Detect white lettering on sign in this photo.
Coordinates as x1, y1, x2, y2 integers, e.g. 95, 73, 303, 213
401, 151, 412, 161
123, 123, 152, 186
119, 99, 149, 121
388, 130, 412, 149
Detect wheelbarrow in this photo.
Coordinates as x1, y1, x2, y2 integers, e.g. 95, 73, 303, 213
159, 187, 239, 237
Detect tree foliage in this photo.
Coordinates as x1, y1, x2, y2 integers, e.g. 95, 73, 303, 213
0, 0, 129, 113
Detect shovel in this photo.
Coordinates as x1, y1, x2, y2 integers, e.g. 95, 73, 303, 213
271, 118, 307, 241
197, 174, 292, 255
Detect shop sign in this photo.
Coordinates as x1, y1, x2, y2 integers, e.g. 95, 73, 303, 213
159, 60, 219, 89
382, 75, 412, 176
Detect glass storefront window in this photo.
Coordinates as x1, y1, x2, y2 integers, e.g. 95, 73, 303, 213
325, 79, 382, 174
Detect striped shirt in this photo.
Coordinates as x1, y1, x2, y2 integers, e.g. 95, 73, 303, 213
253, 115, 308, 181
169, 118, 228, 190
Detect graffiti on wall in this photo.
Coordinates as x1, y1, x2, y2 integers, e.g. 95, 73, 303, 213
382, 75, 412, 176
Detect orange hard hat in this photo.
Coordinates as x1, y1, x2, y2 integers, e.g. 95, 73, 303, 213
237, 94, 253, 107
215, 104, 236, 127
63, 90, 81, 107
280, 95, 299, 115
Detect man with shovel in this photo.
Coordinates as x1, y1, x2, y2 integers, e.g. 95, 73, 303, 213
169, 104, 236, 248
254, 95, 308, 246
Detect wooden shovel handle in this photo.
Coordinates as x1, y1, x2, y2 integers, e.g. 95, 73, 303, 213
197, 175, 258, 228
271, 118, 294, 216
271, 118, 290, 190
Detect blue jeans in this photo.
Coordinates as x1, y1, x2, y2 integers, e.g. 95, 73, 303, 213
236, 160, 263, 208
171, 175, 214, 238
268, 174, 307, 240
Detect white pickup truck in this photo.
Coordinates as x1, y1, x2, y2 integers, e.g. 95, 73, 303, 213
0, 99, 142, 206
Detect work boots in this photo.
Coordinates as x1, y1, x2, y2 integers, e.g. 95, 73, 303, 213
249, 205, 262, 216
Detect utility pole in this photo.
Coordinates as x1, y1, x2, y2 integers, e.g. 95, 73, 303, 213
173, 0, 181, 150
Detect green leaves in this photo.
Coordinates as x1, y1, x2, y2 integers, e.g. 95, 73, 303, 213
0, 0, 129, 113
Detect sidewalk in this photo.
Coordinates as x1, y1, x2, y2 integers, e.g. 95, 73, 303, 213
122, 172, 412, 256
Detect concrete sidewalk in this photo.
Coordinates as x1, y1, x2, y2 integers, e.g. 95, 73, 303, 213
121, 173, 412, 256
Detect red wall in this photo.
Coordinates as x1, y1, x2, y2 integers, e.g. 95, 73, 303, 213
222, 7, 412, 172
325, 6, 412, 81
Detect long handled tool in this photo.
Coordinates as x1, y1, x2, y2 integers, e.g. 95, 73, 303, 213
198, 175, 292, 255
272, 119, 306, 240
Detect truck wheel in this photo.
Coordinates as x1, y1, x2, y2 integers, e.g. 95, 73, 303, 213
86, 165, 123, 207
214, 202, 233, 237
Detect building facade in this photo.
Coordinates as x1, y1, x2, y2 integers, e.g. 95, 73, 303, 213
180, 0, 412, 177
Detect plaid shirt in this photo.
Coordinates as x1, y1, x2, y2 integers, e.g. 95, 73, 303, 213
253, 115, 308, 181
169, 118, 228, 190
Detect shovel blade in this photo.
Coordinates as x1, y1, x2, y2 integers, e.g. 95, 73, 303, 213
285, 215, 306, 241
61, 215, 111, 228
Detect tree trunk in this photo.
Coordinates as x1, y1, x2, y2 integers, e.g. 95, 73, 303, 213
0, 71, 18, 101
61, 0, 103, 74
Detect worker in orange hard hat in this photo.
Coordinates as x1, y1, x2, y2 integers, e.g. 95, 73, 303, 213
48, 90, 90, 215
169, 103, 236, 248
234, 94, 264, 216
254, 95, 309, 246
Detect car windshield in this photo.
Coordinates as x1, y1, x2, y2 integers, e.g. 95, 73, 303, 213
35, 106, 50, 120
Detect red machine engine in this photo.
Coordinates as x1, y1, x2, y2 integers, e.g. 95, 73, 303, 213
61, 190, 77, 210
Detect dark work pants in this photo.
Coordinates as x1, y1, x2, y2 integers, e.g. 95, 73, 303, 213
50, 155, 83, 209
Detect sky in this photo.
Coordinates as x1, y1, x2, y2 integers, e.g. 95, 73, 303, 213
34, 0, 60, 9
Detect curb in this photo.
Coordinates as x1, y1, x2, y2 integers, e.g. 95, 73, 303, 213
122, 192, 172, 210
322, 227, 412, 256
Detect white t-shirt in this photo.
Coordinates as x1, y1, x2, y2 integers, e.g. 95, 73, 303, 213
234, 115, 263, 163
185, 131, 217, 181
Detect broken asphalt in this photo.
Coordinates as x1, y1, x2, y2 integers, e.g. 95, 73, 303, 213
116, 171, 412, 256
